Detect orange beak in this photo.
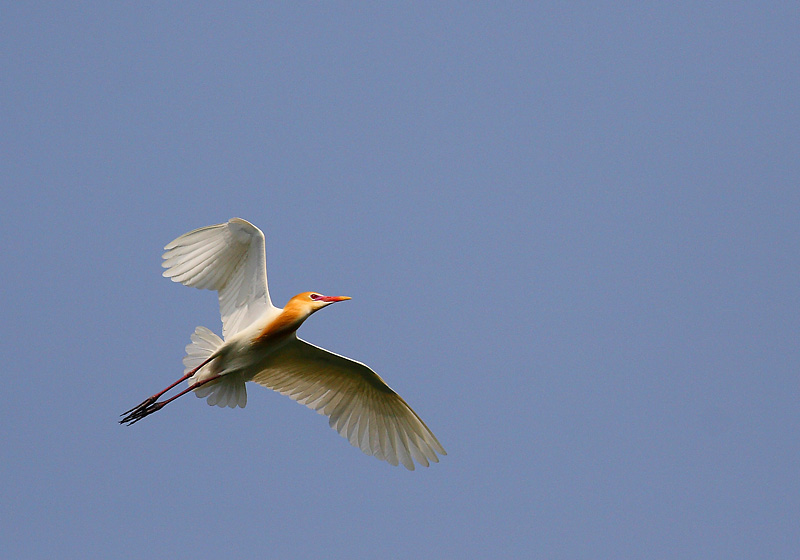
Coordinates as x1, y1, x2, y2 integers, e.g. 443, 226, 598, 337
318, 295, 351, 302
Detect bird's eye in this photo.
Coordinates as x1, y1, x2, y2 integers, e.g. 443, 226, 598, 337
310, 293, 321, 300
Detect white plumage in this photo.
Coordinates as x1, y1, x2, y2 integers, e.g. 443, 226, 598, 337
162, 218, 278, 338
122, 218, 445, 470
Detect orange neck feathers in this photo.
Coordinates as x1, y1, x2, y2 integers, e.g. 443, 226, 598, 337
255, 293, 316, 343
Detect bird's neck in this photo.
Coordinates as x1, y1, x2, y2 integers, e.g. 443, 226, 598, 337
254, 300, 312, 343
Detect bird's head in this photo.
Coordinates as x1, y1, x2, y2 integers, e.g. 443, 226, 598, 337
258, 292, 352, 341
289, 292, 351, 318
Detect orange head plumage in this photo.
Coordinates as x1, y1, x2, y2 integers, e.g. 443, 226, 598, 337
257, 292, 351, 342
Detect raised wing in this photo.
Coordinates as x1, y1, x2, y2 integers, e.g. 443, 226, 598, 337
162, 218, 277, 338
251, 339, 446, 470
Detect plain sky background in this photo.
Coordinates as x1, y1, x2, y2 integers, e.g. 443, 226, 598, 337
2, 2, 798, 558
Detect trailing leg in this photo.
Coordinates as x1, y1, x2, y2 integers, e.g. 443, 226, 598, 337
120, 354, 216, 420
120, 373, 223, 425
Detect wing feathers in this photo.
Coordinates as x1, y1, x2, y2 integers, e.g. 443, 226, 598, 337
164, 238, 225, 280
250, 338, 445, 470
162, 218, 276, 338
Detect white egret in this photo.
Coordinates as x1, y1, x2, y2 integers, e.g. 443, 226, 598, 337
121, 218, 445, 470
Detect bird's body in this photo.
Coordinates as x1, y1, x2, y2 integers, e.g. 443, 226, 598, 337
121, 218, 445, 470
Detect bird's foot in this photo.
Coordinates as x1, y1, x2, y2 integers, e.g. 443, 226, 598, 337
119, 400, 165, 425
121, 395, 158, 417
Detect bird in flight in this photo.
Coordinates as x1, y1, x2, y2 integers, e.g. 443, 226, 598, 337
121, 218, 445, 470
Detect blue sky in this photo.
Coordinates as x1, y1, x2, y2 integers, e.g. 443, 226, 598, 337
2, 3, 798, 558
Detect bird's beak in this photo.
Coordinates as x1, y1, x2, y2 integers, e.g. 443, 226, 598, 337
318, 295, 351, 302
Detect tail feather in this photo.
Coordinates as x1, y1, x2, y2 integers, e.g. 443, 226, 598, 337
183, 326, 224, 373
184, 326, 247, 409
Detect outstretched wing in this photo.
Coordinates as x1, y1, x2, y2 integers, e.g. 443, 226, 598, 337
162, 218, 277, 338
251, 338, 446, 470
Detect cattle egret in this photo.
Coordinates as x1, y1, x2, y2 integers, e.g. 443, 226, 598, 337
121, 218, 445, 470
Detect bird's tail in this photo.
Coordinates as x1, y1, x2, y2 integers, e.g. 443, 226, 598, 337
183, 326, 247, 409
